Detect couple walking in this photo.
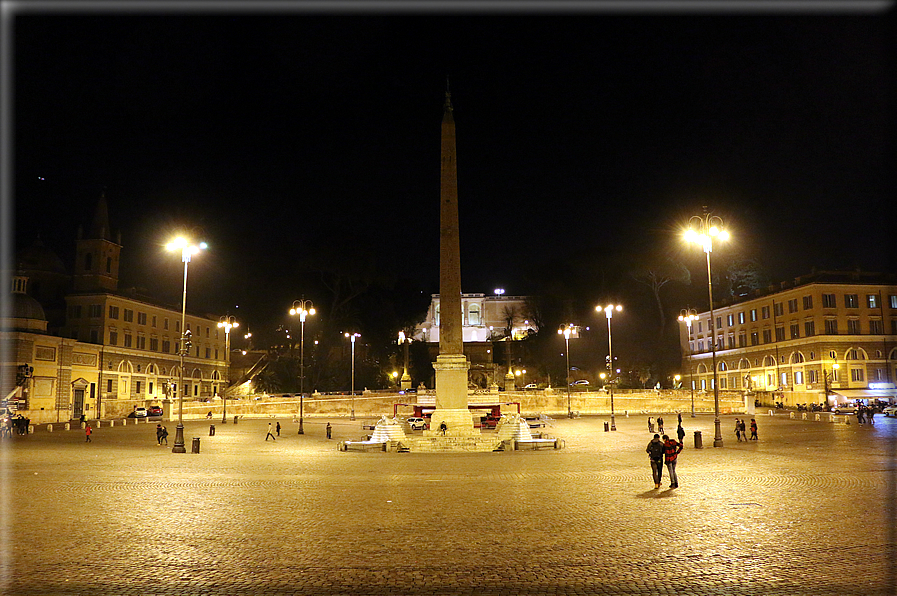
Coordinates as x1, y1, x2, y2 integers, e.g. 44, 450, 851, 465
646, 433, 683, 489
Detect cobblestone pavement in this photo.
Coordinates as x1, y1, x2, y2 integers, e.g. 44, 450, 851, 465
2, 411, 896, 595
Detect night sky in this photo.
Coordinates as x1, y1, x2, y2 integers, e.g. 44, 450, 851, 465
10, 6, 895, 347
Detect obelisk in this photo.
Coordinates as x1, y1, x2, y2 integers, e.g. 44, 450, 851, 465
428, 81, 476, 436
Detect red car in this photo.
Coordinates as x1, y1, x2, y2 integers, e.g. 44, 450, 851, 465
147, 405, 163, 417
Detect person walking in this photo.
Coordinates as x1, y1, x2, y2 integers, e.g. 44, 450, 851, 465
160, 426, 169, 445
85, 424, 92, 443
734, 418, 742, 442
677, 412, 683, 426
156, 423, 163, 445
663, 434, 683, 488
265, 422, 276, 441
740, 418, 747, 440
856, 405, 865, 424
868, 407, 875, 425
276, 421, 281, 437
749, 418, 758, 440
646, 433, 665, 489
647, 416, 655, 433
677, 424, 685, 445
656, 416, 664, 434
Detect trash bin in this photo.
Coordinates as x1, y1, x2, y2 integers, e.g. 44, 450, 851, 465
694, 430, 703, 449
604, 421, 609, 432
191, 437, 200, 453
209, 424, 215, 436
233, 415, 238, 424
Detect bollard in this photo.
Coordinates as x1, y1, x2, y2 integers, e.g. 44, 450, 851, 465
96, 421, 101, 428
694, 430, 703, 449
815, 414, 821, 422
81, 421, 86, 429
65, 422, 71, 431
209, 425, 215, 436
768, 410, 774, 416
790, 412, 795, 419
110, 420, 115, 427
47, 424, 53, 432
28, 425, 34, 434
603, 421, 609, 432
234, 415, 238, 424
326, 423, 332, 439
191, 437, 200, 453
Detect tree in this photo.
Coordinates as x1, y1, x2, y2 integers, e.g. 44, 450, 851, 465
630, 253, 691, 339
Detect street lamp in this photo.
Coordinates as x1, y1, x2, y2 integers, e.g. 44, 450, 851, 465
684, 208, 730, 447
558, 324, 575, 418
217, 315, 239, 424
515, 368, 527, 389
345, 332, 360, 420
678, 308, 698, 418
597, 304, 622, 431
289, 299, 315, 435
165, 236, 207, 453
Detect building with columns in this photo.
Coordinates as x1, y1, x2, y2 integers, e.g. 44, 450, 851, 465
678, 270, 897, 407
4, 193, 229, 422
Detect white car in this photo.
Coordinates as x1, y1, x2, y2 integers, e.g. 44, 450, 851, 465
407, 417, 428, 430
882, 406, 897, 417
133, 407, 148, 418
832, 403, 858, 415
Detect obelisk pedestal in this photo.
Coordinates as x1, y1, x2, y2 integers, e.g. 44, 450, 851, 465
426, 354, 477, 437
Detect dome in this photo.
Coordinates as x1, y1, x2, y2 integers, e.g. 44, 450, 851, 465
12, 292, 47, 321
17, 236, 68, 275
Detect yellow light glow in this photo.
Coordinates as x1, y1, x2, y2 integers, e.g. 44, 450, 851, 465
833, 363, 840, 370
719, 230, 730, 241
683, 229, 698, 243
709, 226, 719, 236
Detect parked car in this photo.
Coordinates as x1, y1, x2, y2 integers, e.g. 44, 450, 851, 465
882, 406, 897, 417
524, 383, 538, 390
832, 403, 858, 415
132, 407, 148, 418
571, 380, 589, 386
407, 417, 428, 430
147, 406, 163, 417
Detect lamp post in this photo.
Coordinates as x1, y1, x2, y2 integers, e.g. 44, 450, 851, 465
217, 315, 238, 424
597, 304, 622, 431
515, 368, 526, 389
165, 236, 207, 453
558, 324, 575, 418
289, 299, 315, 435
684, 208, 729, 447
678, 308, 698, 418
345, 332, 360, 420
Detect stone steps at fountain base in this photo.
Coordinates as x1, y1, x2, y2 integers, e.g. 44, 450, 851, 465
409, 436, 502, 453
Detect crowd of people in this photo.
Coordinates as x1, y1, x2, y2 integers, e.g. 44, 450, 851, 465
0, 413, 31, 437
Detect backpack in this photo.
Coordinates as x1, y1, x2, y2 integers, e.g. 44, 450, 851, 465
647, 441, 664, 459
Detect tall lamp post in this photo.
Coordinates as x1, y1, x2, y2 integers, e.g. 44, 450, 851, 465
558, 324, 575, 418
290, 299, 315, 435
165, 236, 207, 453
345, 332, 360, 420
684, 208, 730, 447
597, 304, 622, 431
678, 308, 698, 418
217, 315, 239, 424
398, 331, 411, 391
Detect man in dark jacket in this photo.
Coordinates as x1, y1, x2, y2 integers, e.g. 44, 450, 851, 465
646, 434, 665, 489
663, 434, 683, 489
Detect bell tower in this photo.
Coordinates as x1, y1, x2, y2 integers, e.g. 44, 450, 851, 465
73, 191, 121, 292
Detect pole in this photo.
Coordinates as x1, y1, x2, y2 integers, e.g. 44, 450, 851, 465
350, 334, 356, 421
299, 316, 305, 434
706, 248, 723, 447
222, 325, 230, 424
689, 351, 695, 417
173, 256, 189, 453
608, 314, 616, 431
565, 334, 572, 418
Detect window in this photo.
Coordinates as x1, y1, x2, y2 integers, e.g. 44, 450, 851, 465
107, 379, 113, 393
750, 332, 759, 346
822, 293, 837, 308
164, 318, 169, 330
205, 347, 211, 359
808, 370, 818, 384
138, 312, 147, 325
135, 381, 142, 394
152, 315, 157, 328
750, 309, 757, 322
205, 327, 210, 338
763, 329, 772, 343
774, 302, 784, 317
824, 319, 838, 334
70, 305, 82, 319
867, 295, 878, 308
716, 317, 722, 330
851, 368, 864, 382
794, 371, 803, 385
727, 334, 735, 349
738, 312, 745, 324
137, 336, 146, 350
890, 295, 897, 309
84, 253, 93, 271
775, 326, 785, 342
738, 332, 746, 347
150, 338, 159, 351
761, 306, 770, 319
109, 306, 119, 319
124, 333, 132, 348
719, 377, 727, 389
847, 319, 860, 334
727, 314, 734, 326
804, 320, 815, 337
215, 348, 219, 359
844, 294, 859, 308
892, 320, 897, 335
124, 309, 134, 322
803, 295, 813, 310
781, 372, 788, 386
90, 329, 99, 343
109, 331, 118, 345
697, 322, 703, 333
790, 323, 800, 339
788, 299, 798, 313
88, 304, 102, 318
698, 340, 704, 352
162, 339, 170, 353
176, 321, 180, 333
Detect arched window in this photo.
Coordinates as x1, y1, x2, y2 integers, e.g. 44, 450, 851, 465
718, 361, 728, 371
846, 348, 867, 361
790, 352, 805, 364
697, 363, 708, 374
